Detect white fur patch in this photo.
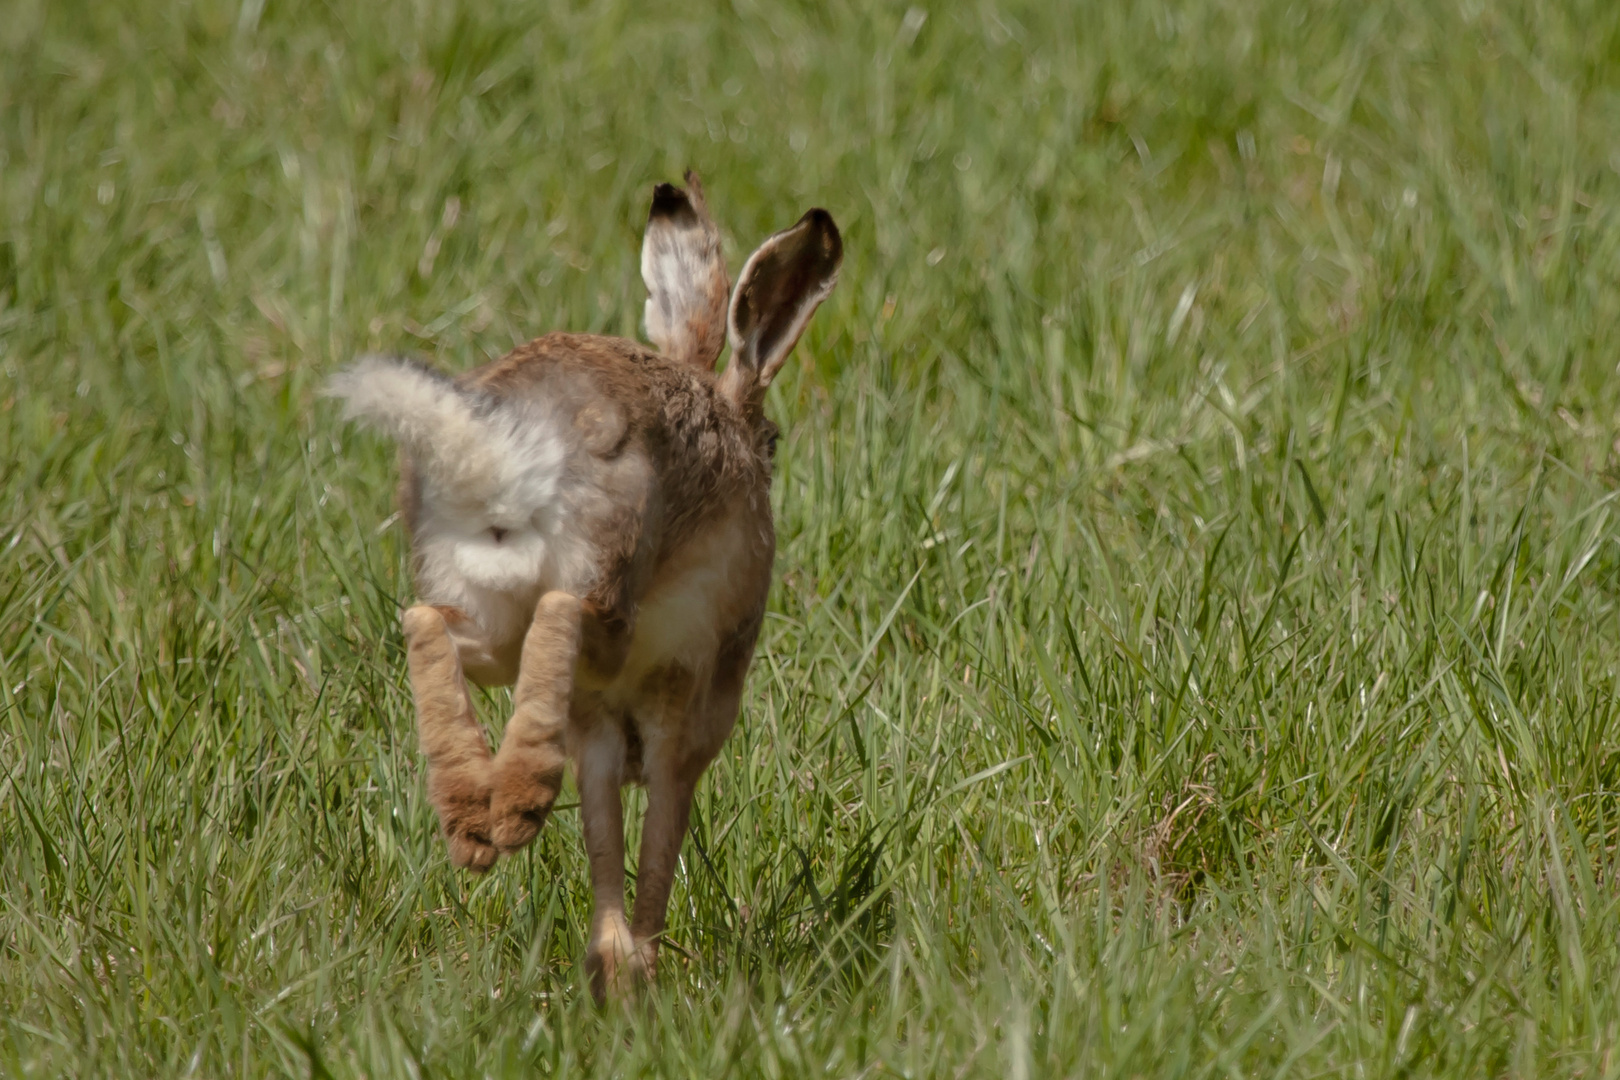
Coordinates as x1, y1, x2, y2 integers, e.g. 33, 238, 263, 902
327, 356, 601, 644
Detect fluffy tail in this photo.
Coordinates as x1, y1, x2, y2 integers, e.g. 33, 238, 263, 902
324, 356, 499, 497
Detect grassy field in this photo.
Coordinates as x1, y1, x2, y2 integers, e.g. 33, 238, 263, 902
5, 0, 1620, 1074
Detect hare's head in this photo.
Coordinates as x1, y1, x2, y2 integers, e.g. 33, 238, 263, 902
641, 173, 843, 440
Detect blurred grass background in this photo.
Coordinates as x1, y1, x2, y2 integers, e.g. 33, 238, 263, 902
4, 0, 1620, 1074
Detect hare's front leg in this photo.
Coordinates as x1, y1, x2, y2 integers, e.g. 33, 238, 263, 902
402, 605, 497, 872
626, 671, 702, 985
627, 751, 701, 985
575, 717, 634, 1003
488, 592, 580, 852
629, 641, 753, 983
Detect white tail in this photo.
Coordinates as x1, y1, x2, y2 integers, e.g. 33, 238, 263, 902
325, 355, 587, 600
325, 356, 501, 497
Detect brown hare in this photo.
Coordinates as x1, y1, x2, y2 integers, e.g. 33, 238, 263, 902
327, 174, 842, 1000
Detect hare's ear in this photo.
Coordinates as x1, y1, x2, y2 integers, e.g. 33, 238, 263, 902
641, 171, 729, 370
722, 208, 842, 404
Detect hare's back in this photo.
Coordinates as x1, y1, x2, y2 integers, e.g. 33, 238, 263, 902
462, 333, 685, 420
465, 331, 754, 480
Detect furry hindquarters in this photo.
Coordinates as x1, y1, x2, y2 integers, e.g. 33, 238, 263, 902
489, 591, 582, 852
403, 605, 498, 872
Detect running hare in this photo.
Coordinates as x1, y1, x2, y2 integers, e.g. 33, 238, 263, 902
327, 174, 842, 999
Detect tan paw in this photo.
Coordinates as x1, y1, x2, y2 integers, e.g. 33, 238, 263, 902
428, 767, 497, 873
445, 827, 498, 873
488, 795, 549, 853
488, 753, 565, 853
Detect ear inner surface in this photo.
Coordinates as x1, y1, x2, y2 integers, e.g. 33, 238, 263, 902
726, 208, 843, 396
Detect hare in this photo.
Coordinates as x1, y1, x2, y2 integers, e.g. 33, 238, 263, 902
327, 173, 842, 999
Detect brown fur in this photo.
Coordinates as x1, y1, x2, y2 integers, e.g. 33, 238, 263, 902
360, 176, 842, 1002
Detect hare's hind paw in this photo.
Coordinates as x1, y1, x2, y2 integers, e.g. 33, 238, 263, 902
489, 803, 547, 854
428, 767, 498, 872
488, 753, 565, 852
488, 589, 578, 853
446, 828, 498, 873
402, 603, 501, 872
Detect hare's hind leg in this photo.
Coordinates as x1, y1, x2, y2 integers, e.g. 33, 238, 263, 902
489, 591, 581, 852
402, 606, 497, 872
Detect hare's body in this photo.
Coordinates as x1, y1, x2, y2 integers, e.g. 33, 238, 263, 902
389, 333, 775, 689
329, 176, 840, 999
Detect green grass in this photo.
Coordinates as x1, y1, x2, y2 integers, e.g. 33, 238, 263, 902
5, 0, 1620, 1073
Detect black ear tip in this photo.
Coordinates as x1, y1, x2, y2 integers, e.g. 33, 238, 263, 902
649, 182, 694, 222
797, 207, 836, 230
796, 208, 843, 264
